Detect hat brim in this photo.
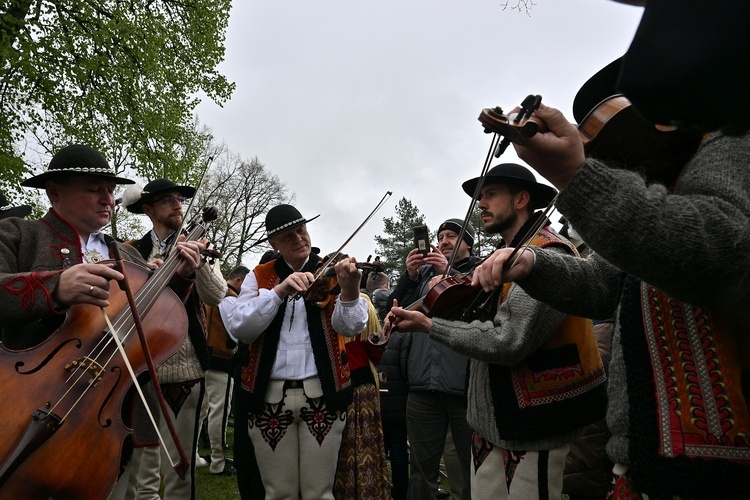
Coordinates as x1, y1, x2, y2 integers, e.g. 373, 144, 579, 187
0, 205, 32, 219
21, 171, 135, 189
462, 175, 557, 209
573, 57, 623, 124
126, 185, 197, 214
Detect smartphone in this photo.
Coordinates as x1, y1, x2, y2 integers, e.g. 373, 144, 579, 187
413, 224, 430, 257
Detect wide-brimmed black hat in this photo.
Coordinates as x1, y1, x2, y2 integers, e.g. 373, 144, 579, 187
123, 178, 196, 214
0, 191, 32, 219
437, 218, 475, 248
265, 204, 320, 239
21, 144, 134, 188
462, 163, 557, 209
572, 57, 623, 124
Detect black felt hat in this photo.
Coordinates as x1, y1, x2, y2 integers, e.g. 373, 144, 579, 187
572, 57, 623, 124
0, 191, 32, 219
123, 178, 196, 214
21, 144, 134, 188
264, 204, 320, 239
462, 163, 557, 209
437, 218, 476, 248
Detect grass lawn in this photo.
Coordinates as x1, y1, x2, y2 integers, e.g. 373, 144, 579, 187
194, 423, 241, 500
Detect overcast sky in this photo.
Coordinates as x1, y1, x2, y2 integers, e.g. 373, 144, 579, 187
195, 0, 644, 266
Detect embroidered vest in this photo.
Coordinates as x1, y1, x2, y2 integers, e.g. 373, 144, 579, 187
488, 226, 608, 441
239, 258, 352, 414
204, 287, 238, 373
619, 277, 750, 497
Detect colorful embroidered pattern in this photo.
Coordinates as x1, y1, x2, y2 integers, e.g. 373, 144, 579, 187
162, 381, 196, 417
301, 397, 337, 446
642, 283, 750, 462
472, 433, 494, 472
250, 402, 294, 451
503, 449, 526, 490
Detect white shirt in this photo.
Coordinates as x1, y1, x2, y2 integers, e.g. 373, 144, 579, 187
228, 260, 369, 380
218, 292, 239, 343
79, 231, 109, 263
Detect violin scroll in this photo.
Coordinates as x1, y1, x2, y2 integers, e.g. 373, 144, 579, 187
478, 95, 546, 145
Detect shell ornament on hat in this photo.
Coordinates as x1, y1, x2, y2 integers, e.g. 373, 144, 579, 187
264, 204, 320, 239
21, 144, 134, 188
0, 191, 32, 220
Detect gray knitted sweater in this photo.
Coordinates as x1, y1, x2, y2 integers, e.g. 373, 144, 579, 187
430, 241, 590, 451
517, 130, 750, 469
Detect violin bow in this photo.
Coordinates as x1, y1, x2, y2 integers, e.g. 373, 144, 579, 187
289, 190, 392, 301
106, 243, 190, 479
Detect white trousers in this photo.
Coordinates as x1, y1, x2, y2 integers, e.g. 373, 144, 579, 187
197, 369, 233, 473
471, 435, 569, 500
247, 382, 346, 500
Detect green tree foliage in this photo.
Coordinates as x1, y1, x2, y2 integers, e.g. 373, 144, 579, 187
0, 0, 234, 194
374, 197, 426, 277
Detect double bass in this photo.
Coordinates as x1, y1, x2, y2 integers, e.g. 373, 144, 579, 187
0, 207, 217, 499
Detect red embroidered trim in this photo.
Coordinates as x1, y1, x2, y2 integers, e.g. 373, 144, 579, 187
3, 271, 60, 311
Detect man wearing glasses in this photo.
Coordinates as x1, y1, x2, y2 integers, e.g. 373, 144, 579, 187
120, 178, 227, 499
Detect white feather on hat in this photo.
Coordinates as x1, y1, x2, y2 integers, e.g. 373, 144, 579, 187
121, 184, 144, 210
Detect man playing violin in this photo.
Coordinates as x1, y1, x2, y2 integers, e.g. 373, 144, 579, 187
471, 52, 750, 497
227, 204, 369, 500
384, 217, 480, 500
388, 163, 607, 500
0, 145, 204, 498
119, 178, 227, 500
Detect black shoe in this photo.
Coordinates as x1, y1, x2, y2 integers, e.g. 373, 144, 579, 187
200, 454, 212, 464
437, 488, 450, 499
211, 464, 237, 476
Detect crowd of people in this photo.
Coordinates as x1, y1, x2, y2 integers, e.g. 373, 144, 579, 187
1, 0, 749, 498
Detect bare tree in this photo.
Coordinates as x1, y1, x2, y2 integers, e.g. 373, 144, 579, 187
194, 150, 293, 274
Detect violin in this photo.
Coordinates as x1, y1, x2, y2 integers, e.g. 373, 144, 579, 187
377, 269, 499, 345
478, 94, 703, 185
0, 206, 218, 499
301, 254, 381, 308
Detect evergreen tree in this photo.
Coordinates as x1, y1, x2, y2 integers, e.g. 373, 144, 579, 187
374, 197, 426, 277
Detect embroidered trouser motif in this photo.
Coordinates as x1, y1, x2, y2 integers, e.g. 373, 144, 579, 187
471, 433, 569, 500
248, 386, 346, 499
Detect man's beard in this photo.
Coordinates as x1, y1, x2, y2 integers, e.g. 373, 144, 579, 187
165, 214, 183, 232
484, 211, 516, 235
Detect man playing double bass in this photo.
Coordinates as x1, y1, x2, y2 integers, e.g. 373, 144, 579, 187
228, 204, 369, 499
0, 144, 204, 498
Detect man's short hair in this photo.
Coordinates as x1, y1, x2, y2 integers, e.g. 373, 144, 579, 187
228, 265, 250, 281
366, 272, 390, 294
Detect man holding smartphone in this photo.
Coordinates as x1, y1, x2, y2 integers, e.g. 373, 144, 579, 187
384, 218, 481, 500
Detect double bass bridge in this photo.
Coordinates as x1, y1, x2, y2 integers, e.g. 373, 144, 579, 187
65, 357, 105, 387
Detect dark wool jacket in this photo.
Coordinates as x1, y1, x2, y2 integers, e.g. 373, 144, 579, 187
0, 209, 193, 349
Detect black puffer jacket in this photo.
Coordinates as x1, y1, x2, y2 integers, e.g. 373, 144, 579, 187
378, 331, 409, 424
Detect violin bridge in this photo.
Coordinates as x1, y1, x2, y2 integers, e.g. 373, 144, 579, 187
65, 357, 105, 387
